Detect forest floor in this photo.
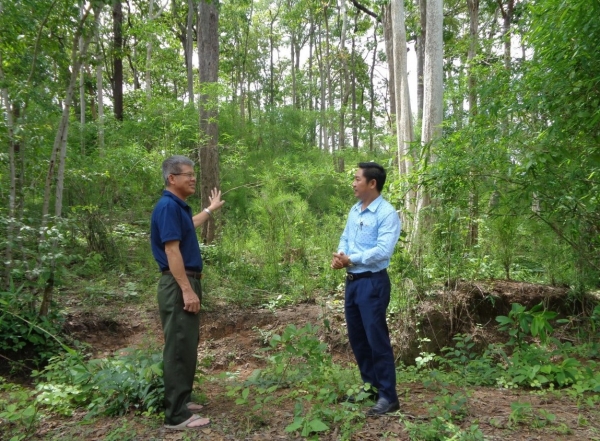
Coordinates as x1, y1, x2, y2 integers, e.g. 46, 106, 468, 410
25, 281, 600, 440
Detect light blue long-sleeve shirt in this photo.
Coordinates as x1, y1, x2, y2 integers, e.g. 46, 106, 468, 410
337, 195, 401, 273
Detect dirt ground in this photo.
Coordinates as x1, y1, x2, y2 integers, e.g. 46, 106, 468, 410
26, 281, 600, 440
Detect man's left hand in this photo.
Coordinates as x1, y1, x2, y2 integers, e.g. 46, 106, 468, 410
331, 252, 349, 269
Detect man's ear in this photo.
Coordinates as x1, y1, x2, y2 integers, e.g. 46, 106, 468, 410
368, 179, 377, 190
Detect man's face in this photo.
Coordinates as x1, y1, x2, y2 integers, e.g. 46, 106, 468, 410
168, 165, 196, 198
352, 168, 374, 200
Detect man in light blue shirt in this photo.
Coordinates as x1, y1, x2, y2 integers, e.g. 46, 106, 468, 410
331, 162, 401, 415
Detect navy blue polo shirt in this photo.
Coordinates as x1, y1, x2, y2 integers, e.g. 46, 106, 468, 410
150, 190, 203, 272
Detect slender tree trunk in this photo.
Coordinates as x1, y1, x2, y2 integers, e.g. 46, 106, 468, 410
96, 7, 105, 154
317, 21, 325, 150
416, 0, 426, 123
323, 2, 332, 151
467, 0, 480, 247
268, 9, 276, 108
291, 33, 296, 108
308, 19, 316, 146
145, 0, 154, 99
338, 0, 348, 150
351, 16, 358, 150
368, 17, 378, 151
391, 0, 414, 179
40, 5, 94, 316
186, 0, 195, 105
498, 0, 514, 69
0, 53, 16, 288
198, 0, 220, 243
79, 1, 86, 155
382, 4, 395, 131
112, 0, 123, 121
240, 1, 253, 124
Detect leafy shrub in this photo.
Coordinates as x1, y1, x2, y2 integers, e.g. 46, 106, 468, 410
0, 290, 65, 369
33, 348, 164, 417
496, 303, 557, 346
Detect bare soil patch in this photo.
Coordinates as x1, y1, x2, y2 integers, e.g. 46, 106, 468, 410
25, 281, 600, 440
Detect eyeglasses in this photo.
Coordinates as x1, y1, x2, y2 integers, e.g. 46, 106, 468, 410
171, 172, 195, 179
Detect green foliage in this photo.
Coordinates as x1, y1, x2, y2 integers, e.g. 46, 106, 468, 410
431, 307, 600, 392
0, 289, 65, 369
0, 378, 39, 441
32, 348, 164, 417
496, 303, 558, 346
227, 323, 365, 440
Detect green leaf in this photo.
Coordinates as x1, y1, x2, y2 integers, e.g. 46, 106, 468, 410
309, 418, 329, 432
285, 417, 304, 433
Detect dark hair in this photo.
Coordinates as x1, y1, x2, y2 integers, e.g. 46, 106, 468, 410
162, 155, 194, 186
358, 162, 386, 192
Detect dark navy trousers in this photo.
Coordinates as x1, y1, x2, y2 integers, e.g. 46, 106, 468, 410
344, 271, 398, 403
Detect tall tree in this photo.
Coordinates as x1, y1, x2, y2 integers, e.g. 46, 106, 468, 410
112, 0, 123, 120
466, 0, 480, 247
40, 3, 95, 315
391, 0, 414, 182
95, 6, 105, 153
417, 0, 443, 216
198, 0, 220, 243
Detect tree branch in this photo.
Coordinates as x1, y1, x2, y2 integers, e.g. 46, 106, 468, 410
350, 0, 380, 22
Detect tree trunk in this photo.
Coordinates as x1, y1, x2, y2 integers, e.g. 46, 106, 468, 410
145, 0, 154, 99
368, 17, 378, 151
467, 0, 480, 247
413, 0, 444, 238
498, 0, 514, 69
416, 0, 426, 123
391, 0, 414, 179
112, 0, 123, 121
79, 1, 86, 155
96, 7, 105, 154
351, 16, 358, 150
317, 21, 325, 150
416, 0, 443, 227
338, 0, 348, 150
186, 0, 195, 105
382, 4, 395, 131
420, 0, 444, 151
198, 0, 220, 243
40, 4, 94, 316
0, 53, 16, 288
323, 2, 332, 151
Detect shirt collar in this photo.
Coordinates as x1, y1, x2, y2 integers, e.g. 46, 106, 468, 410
162, 190, 190, 209
353, 194, 383, 213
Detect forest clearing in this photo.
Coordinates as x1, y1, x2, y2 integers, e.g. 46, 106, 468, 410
4, 280, 598, 440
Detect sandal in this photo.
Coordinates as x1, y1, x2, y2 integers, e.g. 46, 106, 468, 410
165, 414, 211, 430
187, 402, 205, 411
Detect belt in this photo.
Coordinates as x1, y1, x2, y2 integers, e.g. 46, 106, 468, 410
346, 269, 386, 281
161, 270, 203, 280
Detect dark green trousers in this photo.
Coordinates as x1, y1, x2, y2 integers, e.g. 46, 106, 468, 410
157, 274, 201, 425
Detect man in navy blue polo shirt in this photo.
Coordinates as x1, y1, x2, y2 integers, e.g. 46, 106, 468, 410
151, 155, 224, 430
331, 162, 401, 416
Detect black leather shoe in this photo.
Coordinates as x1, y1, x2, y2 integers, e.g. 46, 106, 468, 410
341, 388, 377, 403
366, 398, 400, 415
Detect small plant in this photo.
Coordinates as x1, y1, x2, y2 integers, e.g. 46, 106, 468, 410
496, 303, 557, 346
508, 401, 534, 426
0, 378, 40, 441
